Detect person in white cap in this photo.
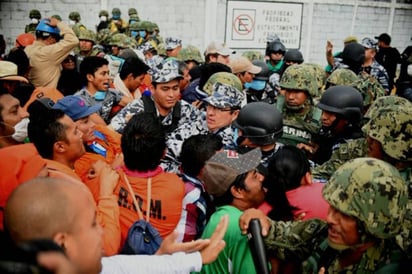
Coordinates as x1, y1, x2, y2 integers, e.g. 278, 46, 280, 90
204, 41, 235, 65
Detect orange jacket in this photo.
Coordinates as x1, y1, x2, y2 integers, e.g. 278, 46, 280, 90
46, 159, 121, 256
116, 168, 184, 248
0, 144, 46, 230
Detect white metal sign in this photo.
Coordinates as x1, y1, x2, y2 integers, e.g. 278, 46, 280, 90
225, 1, 303, 49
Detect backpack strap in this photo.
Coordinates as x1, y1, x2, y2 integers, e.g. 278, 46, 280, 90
122, 172, 152, 222
142, 95, 181, 133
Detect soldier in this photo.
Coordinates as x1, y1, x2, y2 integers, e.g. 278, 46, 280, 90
68, 11, 87, 38
165, 37, 182, 59
151, 22, 164, 45
275, 64, 322, 148
109, 8, 128, 33
109, 59, 207, 172
306, 86, 364, 164
128, 8, 140, 24
233, 101, 283, 166
311, 95, 412, 181
178, 45, 204, 70
361, 37, 390, 94
96, 10, 109, 32
108, 33, 136, 56
240, 157, 409, 273
75, 29, 102, 71
266, 40, 286, 74
25, 9, 41, 34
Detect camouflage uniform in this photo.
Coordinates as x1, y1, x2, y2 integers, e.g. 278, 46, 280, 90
25, 9, 41, 34
352, 71, 386, 109
110, 60, 207, 172
326, 68, 358, 87
177, 45, 204, 64
264, 158, 408, 273
68, 12, 87, 38
276, 64, 322, 146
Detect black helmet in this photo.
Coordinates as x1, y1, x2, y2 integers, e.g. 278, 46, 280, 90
252, 60, 270, 81
342, 43, 365, 73
233, 102, 283, 146
267, 41, 286, 54
317, 85, 363, 123
284, 49, 304, 64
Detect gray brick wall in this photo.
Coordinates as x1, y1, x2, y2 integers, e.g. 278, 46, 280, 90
1, 0, 411, 66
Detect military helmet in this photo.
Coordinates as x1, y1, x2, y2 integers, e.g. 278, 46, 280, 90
252, 60, 270, 81
233, 102, 283, 146
140, 21, 154, 33
327, 68, 358, 86
99, 10, 109, 17
69, 11, 81, 21
363, 95, 411, 121
128, 8, 137, 16
342, 42, 365, 71
267, 41, 286, 54
351, 73, 386, 107
362, 105, 412, 161
242, 50, 264, 62
128, 21, 143, 31
29, 9, 41, 19
97, 28, 112, 45
203, 72, 243, 96
78, 29, 96, 44
301, 63, 326, 94
323, 157, 407, 239
178, 45, 204, 64
280, 64, 319, 99
317, 86, 363, 123
109, 33, 135, 48
152, 22, 159, 32
284, 49, 304, 64
112, 8, 121, 16
36, 19, 60, 37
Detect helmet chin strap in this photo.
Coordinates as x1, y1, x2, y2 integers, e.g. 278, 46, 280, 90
320, 116, 342, 138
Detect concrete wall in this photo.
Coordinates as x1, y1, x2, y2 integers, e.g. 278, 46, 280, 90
1, 0, 411, 65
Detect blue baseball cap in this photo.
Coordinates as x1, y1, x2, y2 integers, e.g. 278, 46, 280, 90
53, 95, 101, 121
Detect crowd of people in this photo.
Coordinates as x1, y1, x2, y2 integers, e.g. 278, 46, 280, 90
0, 6, 411, 274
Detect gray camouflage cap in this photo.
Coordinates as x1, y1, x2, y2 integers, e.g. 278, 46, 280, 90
151, 59, 183, 83
361, 37, 377, 50
323, 157, 407, 239
165, 37, 182, 50
203, 82, 244, 109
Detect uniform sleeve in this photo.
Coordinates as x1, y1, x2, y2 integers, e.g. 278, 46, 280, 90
97, 195, 121, 256
264, 218, 328, 261
100, 252, 202, 274
109, 99, 143, 133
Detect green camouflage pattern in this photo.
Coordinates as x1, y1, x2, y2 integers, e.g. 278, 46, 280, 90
311, 138, 367, 181
97, 28, 112, 45
29, 9, 41, 19
327, 68, 358, 86
323, 157, 408, 238
109, 33, 136, 48
241, 50, 264, 61
352, 71, 386, 108
177, 45, 203, 64
69, 11, 81, 21
301, 63, 326, 95
280, 64, 320, 99
141, 20, 154, 32
129, 14, 140, 22
112, 8, 121, 16
362, 105, 412, 161
128, 8, 138, 16
71, 22, 87, 38
99, 10, 109, 17
363, 95, 412, 121
128, 21, 143, 31
78, 29, 96, 44
25, 24, 38, 35
203, 72, 243, 96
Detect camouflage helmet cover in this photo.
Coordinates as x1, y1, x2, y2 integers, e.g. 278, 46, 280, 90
301, 63, 326, 93
128, 21, 143, 31
112, 8, 121, 16
362, 105, 412, 161
97, 28, 112, 45
178, 45, 204, 64
99, 10, 109, 17
109, 33, 136, 48
69, 11, 81, 21
327, 68, 358, 86
242, 50, 264, 62
323, 157, 408, 239
352, 72, 386, 107
280, 64, 320, 98
141, 21, 154, 32
363, 95, 412, 121
203, 72, 243, 96
128, 8, 138, 16
78, 29, 96, 44
29, 9, 41, 19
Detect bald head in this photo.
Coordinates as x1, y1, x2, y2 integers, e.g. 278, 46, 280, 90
5, 177, 89, 243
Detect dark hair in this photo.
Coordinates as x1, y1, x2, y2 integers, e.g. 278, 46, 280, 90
119, 57, 150, 80
121, 112, 166, 171
198, 63, 231, 91
28, 108, 66, 159
265, 145, 310, 220
79, 56, 109, 84
180, 134, 222, 177
0, 89, 10, 128
213, 172, 247, 208
6, 48, 30, 77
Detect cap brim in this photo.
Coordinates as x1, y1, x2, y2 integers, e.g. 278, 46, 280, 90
217, 47, 234, 56
0, 75, 29, 84
81, 103, 102, 119
248, 64, 262, 74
